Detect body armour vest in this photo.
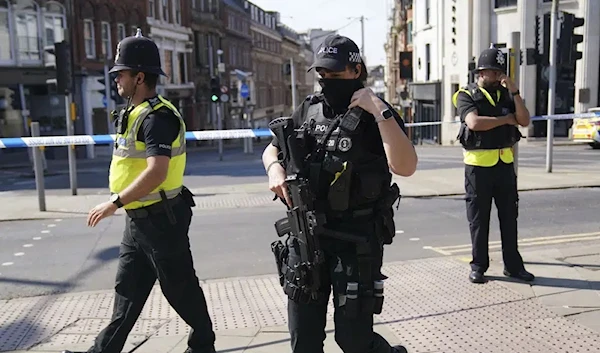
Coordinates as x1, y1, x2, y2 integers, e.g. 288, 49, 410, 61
454, 83, 522, 150
303, 97, 392, 212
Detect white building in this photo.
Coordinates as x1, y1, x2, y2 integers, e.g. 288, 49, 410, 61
410, 0, 600, 145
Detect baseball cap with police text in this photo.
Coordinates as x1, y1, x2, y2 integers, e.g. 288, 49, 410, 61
308, 35, 364, 73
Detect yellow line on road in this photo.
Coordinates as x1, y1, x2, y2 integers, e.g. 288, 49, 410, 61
426, 232, 600, 255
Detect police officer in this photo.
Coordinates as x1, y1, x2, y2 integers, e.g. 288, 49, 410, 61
63, 29, 216, 353
453, 45, 535, 284
262, 35, 417, 353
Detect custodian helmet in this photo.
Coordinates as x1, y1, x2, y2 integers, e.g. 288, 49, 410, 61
474, 44, 507, 73
109, 28, 166, 76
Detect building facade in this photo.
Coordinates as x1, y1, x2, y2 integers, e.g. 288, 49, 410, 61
384, 0, 413, 109
146, 0, 194, 130
410, 0, 600, 145
0, 0, 70, 164
222, 0, 252, 129
367, 65, 386, 100
191, 0, 223, 131
278, 24, 303, 116
246, 1, 284, 127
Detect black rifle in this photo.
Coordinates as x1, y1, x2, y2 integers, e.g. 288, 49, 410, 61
268, 108, 367, 301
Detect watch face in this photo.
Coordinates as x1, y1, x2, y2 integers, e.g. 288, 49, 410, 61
382, 109, 394, 119
110, 194, 119, 203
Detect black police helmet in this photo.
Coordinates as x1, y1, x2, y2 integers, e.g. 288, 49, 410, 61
474, 44, 507, 73
109, 28, 167, 76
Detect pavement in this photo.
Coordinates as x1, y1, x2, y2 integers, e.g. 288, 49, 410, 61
1, 241, 600, 353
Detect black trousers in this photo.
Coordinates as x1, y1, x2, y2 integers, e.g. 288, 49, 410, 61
286, 221, 393, 353
89, 198, 215, 353
465, 161, 525, 274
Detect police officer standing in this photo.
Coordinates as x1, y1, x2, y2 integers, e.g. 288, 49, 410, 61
262, 35, 417, 353
63, 29, 216, 353
453, 45, 535, 284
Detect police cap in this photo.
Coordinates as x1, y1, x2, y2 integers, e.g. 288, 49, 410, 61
308, 35, 364, 73
474, 44, 506, 73
109, 28, 167, 76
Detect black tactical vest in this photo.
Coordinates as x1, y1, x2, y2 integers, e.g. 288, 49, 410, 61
455, 83, 522, 150
303, 98, 391, 212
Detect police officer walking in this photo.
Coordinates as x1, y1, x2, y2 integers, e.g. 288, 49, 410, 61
63, 29, 216, 353
453, 45, 535, 284
262, 35, 418, 353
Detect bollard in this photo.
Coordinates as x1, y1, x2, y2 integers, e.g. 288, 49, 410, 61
65, 94, 78, 195
30, 122, 46, 212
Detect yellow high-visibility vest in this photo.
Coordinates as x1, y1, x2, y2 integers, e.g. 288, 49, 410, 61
109, 95, 186, 210
452, 86, 514, 167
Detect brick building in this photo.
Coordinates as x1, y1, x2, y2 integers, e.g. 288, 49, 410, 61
190, 0, 224, 131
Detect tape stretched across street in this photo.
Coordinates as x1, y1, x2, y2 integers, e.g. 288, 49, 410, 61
0, 112, 597, 149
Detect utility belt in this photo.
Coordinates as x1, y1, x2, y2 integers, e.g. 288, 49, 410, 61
124, 186, 196, 225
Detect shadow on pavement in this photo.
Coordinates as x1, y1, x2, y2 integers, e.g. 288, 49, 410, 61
487, 275, 600, 290
524, 260, 600, 269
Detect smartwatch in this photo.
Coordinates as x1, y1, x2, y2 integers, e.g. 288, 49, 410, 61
110, 193, 124, 208
376, 108, 394, 123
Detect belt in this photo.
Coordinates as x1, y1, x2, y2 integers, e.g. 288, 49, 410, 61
326, 207, 375, 221
125, 195, 183, 219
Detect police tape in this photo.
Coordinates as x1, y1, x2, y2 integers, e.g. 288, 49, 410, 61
1, 112, 598, 149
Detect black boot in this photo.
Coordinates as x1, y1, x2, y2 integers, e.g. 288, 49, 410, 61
392, 345, 408, 353
469, 270, 486, 284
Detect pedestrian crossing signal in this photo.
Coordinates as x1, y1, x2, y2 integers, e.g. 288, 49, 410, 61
210, 77, 220, 103
211, 94, 218, 102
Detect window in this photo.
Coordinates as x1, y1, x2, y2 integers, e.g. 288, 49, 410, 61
407, 21, 413, 44
495, 0, 517, 7
425, 43, 430, 81
161, 0, 169, 22
15, 0, 40, 61
101, 22, 111, 58
44, 1, 65, 46
164, 49, 173, 83
117, 23, 126, 41
173, 0, 181, 25
84, 20, 95, 58
0, 0, 11, 61
178, 52, 186, 84
148, 0, 154, 18
425, 0, 430, 25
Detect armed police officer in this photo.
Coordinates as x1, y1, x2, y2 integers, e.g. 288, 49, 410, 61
63, 29, 216, 353
453, 45, 535, 284
262, 34, 417, 353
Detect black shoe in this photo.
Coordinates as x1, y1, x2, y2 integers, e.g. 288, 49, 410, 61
392, 345, 408, 353
503, 269, 535, 281
61, 351, 86, 353
469, 270, 486, 284
183, 347, 216, 353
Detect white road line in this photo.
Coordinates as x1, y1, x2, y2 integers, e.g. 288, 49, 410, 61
33, 237, 42, 240
23, 244, 33, 248
47, 224, 56, 228
422, 246, 452, 256
1, 262, 14, 266
55, 219, 62, 222
14, 252, 24, 256
409, 238, 420, 241
41, 230, 50, 234
395, 230, 404, 234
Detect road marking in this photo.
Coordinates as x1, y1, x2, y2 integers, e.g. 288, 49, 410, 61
23, 244, 33, 248
47, 224, 56, 228
1, 262, 14, 266
396, 230, 404, 234
33, 237, 41, 240
14, 252, 24, 257
409, 238, 420, 241
426, 231, 600, 255
423, 246, 452, 256
55, 219, 62, 222
41, 230, 50, 234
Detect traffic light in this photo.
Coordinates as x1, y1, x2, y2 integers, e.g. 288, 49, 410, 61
558, 12, 584, 65
97, 74, 123, 106
210, 77, 220, 103
399, 51, 412, 80
54, 41, 72, 94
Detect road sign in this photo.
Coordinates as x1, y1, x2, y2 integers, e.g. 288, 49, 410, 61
220, 94, 229, 103
240, 83, 249, 98
221, 85, 228, 94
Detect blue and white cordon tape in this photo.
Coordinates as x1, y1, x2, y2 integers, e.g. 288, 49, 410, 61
0, 112, 598, 149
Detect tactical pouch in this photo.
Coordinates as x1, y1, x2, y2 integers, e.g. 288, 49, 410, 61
271, 240, 289, 287
327, 160, 353, 211
181, 186, 196, 207
376, 183, 400, 245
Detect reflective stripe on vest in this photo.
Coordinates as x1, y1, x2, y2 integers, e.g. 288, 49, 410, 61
452, 86, 513, 167
109, 95, 186, 209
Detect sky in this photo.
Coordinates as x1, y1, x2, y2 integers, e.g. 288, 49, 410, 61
249, 0, 394, 67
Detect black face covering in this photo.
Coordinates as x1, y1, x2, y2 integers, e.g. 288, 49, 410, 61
318, 78, 364, 114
